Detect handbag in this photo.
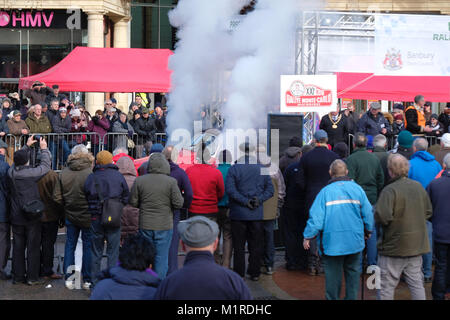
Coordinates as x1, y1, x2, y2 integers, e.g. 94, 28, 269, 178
11, 170, 44, 221
93, 176, 123, 228
127, 138, 135, 149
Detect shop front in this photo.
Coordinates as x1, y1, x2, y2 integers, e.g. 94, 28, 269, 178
0, 9, 88, 95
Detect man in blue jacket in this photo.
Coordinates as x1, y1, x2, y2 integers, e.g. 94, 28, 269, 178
0, 142, 10, 280
226, 142, 273, 281
426, 153, 450, 300
84, 150, 129, 287
154, 216, 252, 300
409, 137, 442, 283
162, 145, 193, 275
303, 159, 373, 300
357, 102, 392, 138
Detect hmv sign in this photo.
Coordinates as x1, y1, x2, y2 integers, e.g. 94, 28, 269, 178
0, 9, 87, 29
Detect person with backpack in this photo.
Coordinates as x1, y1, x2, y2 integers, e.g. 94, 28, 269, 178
84, 150, 129, 287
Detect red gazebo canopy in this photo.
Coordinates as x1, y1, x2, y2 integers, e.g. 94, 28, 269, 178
19, 47, 173, 93
337, 72, 450, 102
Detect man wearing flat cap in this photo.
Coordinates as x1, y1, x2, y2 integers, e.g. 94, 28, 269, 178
225, 142, 274, 281
154, 216, 252, 300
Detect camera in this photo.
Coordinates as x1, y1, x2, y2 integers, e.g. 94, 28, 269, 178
34, 134, 42, 141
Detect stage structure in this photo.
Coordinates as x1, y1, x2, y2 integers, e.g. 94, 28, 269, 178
295, 11, 376, 143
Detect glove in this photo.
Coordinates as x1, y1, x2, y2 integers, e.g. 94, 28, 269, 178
58, 218, 65, 229
246, 199, 255, 210
92, 116, 99, 125
251, 196, 260, 208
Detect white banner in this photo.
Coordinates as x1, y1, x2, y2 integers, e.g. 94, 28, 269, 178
375, 14, 450, 76
280, 75, 337, 115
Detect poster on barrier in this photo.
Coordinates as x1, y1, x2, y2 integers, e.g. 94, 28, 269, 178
280, 75, 337, 116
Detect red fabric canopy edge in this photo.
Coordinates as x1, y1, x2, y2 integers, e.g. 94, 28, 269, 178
337, 72, 450, 102
19, 47, 173, 93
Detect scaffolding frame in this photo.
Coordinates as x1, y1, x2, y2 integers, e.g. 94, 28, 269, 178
295, 11, 376, 143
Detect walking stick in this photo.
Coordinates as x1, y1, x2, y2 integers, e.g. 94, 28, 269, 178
361, 241, 368, 301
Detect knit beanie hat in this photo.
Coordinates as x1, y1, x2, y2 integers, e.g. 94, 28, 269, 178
96, 150, 113, 165
397, 130, 414, 149
14, 149, 30, 166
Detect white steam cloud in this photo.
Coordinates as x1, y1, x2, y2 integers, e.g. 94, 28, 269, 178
167, 0, 322, 134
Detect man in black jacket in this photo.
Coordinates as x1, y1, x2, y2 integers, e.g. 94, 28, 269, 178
7, 135, 51, 285
298, 130, 339, 275
135, 108, 156, 157
320, 105, 349, 148
438, 103, 450, 134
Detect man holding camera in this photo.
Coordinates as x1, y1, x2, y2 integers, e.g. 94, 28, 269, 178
225, 142, 274, 281
24, 81, 54, 106
6, 135, 51, 285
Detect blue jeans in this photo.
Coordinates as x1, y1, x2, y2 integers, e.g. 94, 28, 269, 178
167, 210, 180, 275
90, 218, 121, 286
50, 140, 71, 169
432, 242, 450, 300
360, 222, 378, 272
263, 220, 275, 268
139, 229, 173, 280
63, 219, 92, 282
422, 220, 433, 278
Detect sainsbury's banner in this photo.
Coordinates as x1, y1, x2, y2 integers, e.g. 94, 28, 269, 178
375, 14, 450, 76
280, 75, 337, 115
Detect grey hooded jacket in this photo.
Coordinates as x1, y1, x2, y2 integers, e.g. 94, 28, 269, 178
129, 152, 184, 230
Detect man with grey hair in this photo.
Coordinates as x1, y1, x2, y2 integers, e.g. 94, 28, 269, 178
154, 216, 252, 300
405, 95, 432, 135
376, 154, 432, 300
54, 141, 95, 290
346, 132, 384, 268
112, 147, 128, 157
435, 133, 450, 167
372, 134, 390, 186
357, 102, 392, 138
426, 153, 450, 300
409, 137, 442, 282
303, 159, 373, 300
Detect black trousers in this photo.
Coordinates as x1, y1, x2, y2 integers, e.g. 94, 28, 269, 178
0, 222, 11, 273
231, 220, 264, 278
40, 221, 59, 277
12, 222, 42, 282
280, 206, 308, 268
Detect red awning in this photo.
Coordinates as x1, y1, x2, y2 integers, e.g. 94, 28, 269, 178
19, 47, 173, 93
337, 72, 450, 102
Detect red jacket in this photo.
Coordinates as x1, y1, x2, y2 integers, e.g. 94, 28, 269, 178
186, 164, 225, 214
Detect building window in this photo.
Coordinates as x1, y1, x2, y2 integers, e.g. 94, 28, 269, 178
131, 0, 178, 49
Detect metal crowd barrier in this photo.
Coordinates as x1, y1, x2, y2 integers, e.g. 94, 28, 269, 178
103, 132, 167, 159
346, 133, 441, 155
16, 132, 102, 170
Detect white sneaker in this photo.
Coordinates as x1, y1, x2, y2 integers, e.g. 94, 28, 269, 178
65, 280, 75, 290
82, 282, 92, 290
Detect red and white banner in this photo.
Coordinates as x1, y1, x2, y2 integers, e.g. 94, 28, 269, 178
280, 75, 337, 114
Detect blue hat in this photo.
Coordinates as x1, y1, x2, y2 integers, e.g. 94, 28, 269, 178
397, 130, 413, 148
150, 143, 164, 154
110, 98, 117, 104
313, 129, 328, 141
367, 135, 374, 149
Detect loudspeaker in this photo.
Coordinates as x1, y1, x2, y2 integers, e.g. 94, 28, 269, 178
267, 113, 303, 248
267, 113, 304, 157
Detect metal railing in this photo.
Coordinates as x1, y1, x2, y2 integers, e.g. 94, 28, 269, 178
347, 133, 442, 155
7, 132, 168, 171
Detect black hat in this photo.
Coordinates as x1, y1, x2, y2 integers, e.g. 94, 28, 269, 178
14, 149, 30, 166
393, 103, 404, 111
430, 113, 439, 120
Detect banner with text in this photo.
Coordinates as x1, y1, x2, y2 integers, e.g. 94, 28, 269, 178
375, 14, 450, 76
280, 75, 337, 114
